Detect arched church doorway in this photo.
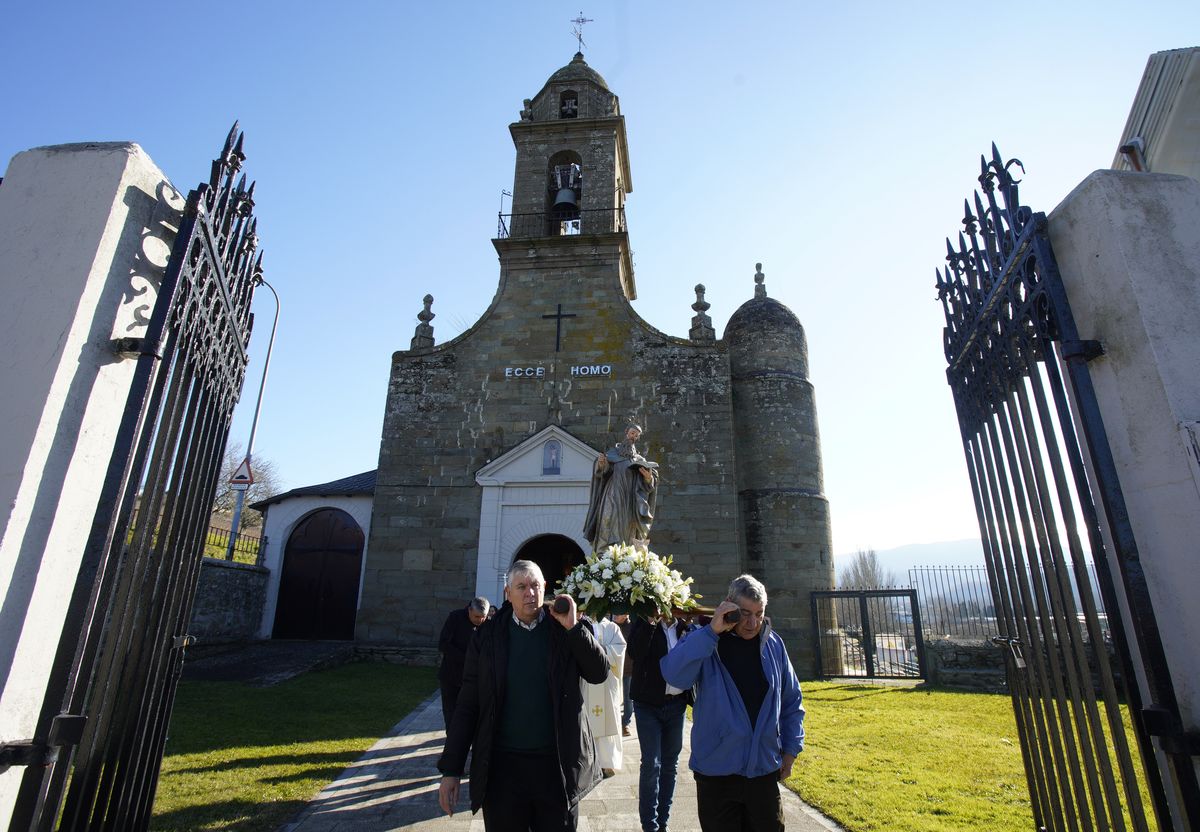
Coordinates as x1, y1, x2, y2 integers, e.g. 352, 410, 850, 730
273, 508, 364, 640
513, 534, 586, 595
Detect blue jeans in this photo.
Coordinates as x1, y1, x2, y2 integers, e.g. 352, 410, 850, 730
633, 699, 687, 832
622, 672, 633, 728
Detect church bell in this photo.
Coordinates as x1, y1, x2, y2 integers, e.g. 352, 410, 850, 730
551, 163, 581, 214
552, 187, 578, 211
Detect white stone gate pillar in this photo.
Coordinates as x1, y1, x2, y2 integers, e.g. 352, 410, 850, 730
1049, 169, 1200, 800
0, 143, 180, 822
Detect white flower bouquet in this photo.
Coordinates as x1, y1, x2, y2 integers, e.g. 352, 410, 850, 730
557, 543, 700, 620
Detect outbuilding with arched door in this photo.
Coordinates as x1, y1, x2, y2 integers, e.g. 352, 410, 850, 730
252, 470, 375, 640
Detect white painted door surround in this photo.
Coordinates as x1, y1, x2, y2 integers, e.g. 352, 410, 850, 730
474, 426, 596, 602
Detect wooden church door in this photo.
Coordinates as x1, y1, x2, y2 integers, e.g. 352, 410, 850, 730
273, 508, 364, 639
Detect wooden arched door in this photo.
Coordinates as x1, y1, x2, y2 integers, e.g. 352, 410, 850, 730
273, 508, 364, 639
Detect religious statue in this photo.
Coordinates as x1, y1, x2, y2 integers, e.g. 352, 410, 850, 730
583, 424, 659, 552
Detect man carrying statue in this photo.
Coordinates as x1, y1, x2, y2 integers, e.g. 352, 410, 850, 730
583, 424, 659, 552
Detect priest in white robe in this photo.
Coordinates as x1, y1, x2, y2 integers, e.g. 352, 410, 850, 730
585, 615, 627, 775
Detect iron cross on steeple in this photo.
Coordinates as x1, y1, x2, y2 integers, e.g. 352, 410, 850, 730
542, 304, 577, 352
570, 12, 593, 52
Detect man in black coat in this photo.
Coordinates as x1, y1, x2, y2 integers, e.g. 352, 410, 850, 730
438, 596, 491, 730
627, 615, 693, 832
437, 560, 609, 830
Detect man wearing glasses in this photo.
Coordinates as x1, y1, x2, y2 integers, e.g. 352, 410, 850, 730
661, 575, 805, 832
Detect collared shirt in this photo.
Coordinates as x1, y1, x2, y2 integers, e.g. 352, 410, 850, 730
512, 607, 546, 631
662, 620, 685, 696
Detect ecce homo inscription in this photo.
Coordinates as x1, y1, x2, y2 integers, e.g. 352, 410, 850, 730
502, 364, 613, 379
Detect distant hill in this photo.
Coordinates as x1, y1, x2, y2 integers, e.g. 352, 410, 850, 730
834, 538, 985, 583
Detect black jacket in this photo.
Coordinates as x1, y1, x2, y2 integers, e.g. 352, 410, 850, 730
437, 606, 476, 687
437, 602, 610, 813
627, 617, 694, 706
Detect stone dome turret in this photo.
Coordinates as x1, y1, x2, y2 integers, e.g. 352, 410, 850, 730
522, 53, 619, 123
547, 52, 610, 91
724, 265, 809, 378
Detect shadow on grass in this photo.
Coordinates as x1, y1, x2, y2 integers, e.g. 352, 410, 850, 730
154, 664, 441, 832
258, 765, 368, 785
805, 683, 898, 701
167, 749, 363, 775
151, 798, 306, 832
164, 664, 439, 755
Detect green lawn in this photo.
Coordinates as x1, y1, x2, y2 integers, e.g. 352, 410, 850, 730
786, 682, 1033, 831
151, 662, 437, 832
152, 666, 1147, 832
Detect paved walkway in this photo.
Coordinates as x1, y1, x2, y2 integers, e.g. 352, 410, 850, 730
281, 694, 844, 832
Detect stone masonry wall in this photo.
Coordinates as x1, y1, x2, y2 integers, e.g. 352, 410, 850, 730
361, 235, 742, 646
190, 557, 269, 644
727, 296, 834, 674
925, 637, 1008, 691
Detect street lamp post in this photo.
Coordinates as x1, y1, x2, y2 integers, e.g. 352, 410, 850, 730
226, 275, 280, 560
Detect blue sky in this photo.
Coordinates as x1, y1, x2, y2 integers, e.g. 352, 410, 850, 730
3, 2, 1196, 552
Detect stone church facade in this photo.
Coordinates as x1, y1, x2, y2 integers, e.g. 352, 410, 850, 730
359, 53, 833, 671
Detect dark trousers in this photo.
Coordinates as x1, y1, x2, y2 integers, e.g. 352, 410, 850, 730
621, 672, 633, 728
482, 749, 578, 831
440, 683, 458, 731
694, 771, 784, 832
633, 699, 687, 832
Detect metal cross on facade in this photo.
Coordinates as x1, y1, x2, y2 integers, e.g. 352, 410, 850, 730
542, 304, 577, 352
570, 12, 593, 52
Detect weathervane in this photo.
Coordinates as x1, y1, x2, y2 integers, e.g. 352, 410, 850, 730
570, 11, 593, 52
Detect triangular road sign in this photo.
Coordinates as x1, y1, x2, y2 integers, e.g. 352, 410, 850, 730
230, 457, 255, 486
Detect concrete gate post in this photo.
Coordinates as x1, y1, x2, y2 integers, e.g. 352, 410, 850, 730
0, 142, 180, 822
1048, 169, 1200, 797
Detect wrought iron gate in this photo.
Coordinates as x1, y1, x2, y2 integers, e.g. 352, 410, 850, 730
811, 590, 926, 680
936, 145, 1200, 830
10, 125, 263, 831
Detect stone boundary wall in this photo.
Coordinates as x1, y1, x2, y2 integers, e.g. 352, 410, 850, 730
924, 636, 1121, 693
354, 645, 440, 667
924, 637, 1007, 691
189, 557, 269, 644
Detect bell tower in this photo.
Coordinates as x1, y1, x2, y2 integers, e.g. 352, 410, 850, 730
501, 52, 636, 299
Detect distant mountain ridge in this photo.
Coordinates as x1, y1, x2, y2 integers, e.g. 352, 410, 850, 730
834, 538, 986, 582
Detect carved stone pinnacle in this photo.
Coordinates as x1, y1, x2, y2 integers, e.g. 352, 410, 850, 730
411, 294, 436, 349
690, 283, 715, 342
754, 263, 766, 299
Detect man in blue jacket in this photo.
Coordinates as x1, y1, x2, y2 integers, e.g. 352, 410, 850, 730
660, 574, 804, 832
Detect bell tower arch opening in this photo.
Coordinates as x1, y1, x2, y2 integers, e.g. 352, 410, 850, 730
547, 150, 582, 235
559, 89, 579, 118
513, 534, 586, 596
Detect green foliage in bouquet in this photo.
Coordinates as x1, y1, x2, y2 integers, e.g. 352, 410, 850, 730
557, 543, 699, 620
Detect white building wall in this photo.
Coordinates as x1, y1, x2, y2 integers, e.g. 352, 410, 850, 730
256, 494, 374, 638
0, 143, 181, 821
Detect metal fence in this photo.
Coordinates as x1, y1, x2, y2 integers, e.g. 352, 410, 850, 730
497, 206, 627, 238
204, 523, 262, 563
909, 564, 1109, 642
812, 589, 926, 680
129, 507, 262, 564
